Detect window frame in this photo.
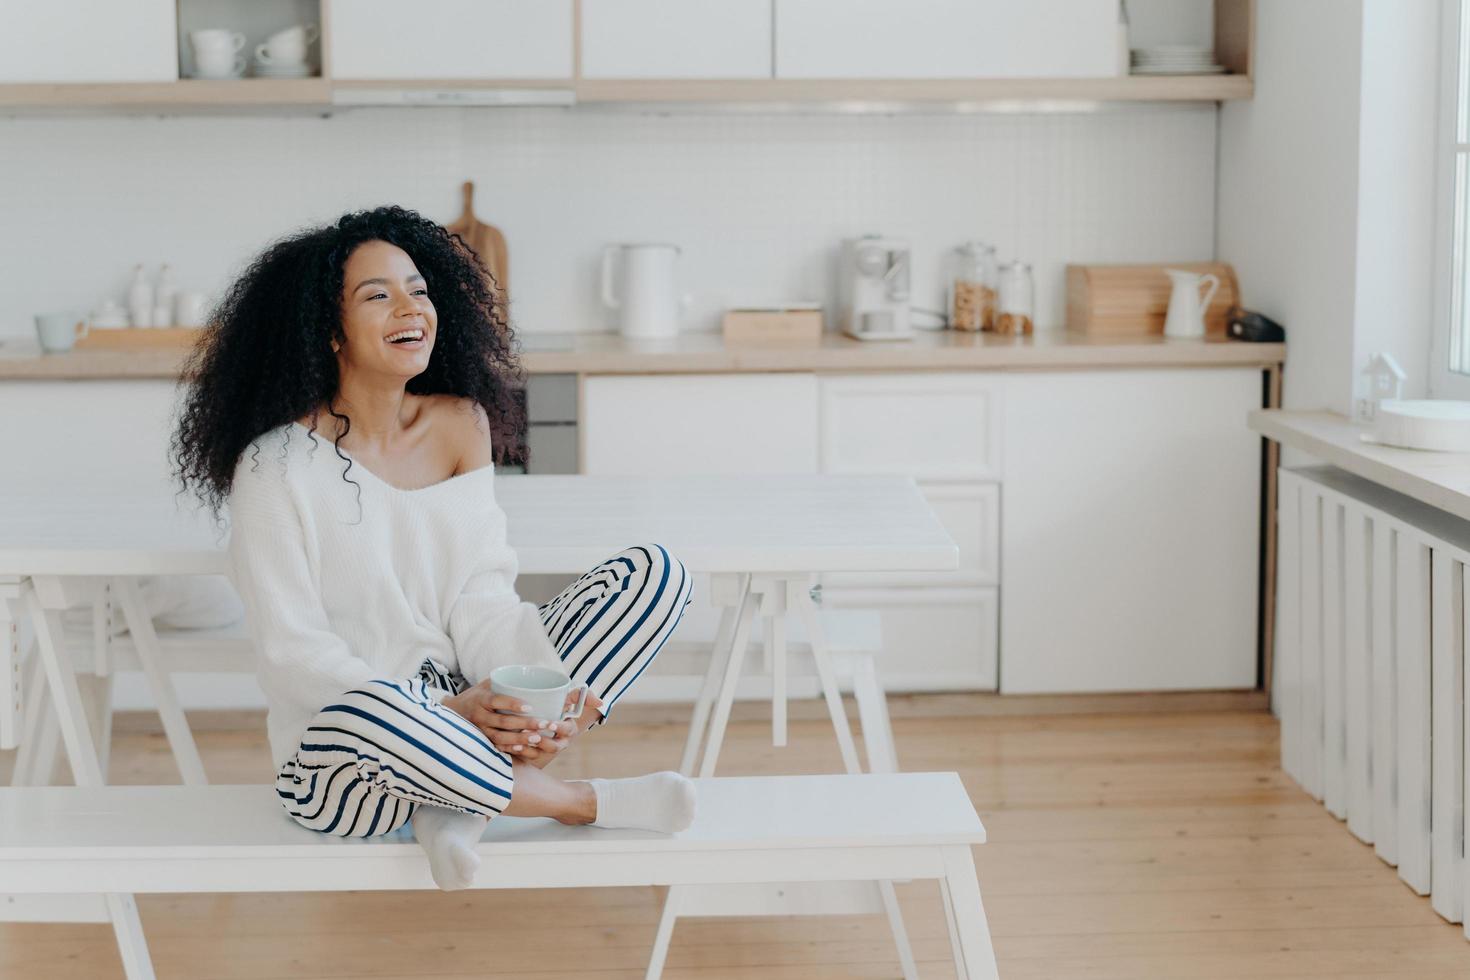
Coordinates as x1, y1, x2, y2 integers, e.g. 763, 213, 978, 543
1431, 0, 1470, 398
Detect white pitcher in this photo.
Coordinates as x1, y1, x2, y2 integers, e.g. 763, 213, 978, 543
1163, 268, 1220, 339
601, 243, 683, 339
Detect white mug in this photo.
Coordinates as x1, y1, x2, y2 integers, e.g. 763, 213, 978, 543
34, 312, 89, 353
489, 665, 588, 723
256, 23, 318, 65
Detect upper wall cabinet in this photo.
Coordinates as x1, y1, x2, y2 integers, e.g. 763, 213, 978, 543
775, 0, 1117, 79
580, 0, 773, 79
0, 0, 177, 83
329, 0, 573, 80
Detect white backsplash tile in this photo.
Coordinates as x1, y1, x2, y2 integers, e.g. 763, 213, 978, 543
0, 104, 1216, 338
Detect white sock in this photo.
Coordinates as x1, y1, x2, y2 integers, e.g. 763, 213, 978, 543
587, 771, 697, 834
411, 806, 489, 891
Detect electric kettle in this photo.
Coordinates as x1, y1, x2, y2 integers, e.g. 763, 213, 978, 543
601, 243, 684, 339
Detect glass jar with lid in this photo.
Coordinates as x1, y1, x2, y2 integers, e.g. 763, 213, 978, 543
948, 242, 997, 332
996, 261, 1034, 335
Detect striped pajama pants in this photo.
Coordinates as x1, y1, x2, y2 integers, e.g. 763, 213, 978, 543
275, 543, 692, 838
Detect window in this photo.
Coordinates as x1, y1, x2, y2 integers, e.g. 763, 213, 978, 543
1433, 0, 1470, 396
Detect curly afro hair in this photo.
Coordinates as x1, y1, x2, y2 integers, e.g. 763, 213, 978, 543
171, 204, 526, 517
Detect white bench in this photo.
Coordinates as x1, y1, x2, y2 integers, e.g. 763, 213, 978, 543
0, 772, 999, 980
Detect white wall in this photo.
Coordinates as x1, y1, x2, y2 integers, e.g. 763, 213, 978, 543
1218, 0, 1364, 416
1219, 0, 1440, 416
0, 105, 1218, 342
1354, 0, 1438, 401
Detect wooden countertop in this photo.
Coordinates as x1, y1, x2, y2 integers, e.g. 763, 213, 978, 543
0, 329, 1285, 381
1249, 408, 1470, 525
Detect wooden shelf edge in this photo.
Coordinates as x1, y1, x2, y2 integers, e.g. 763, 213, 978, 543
573, 75, 1254, 104
0, 78, 332, 107
0, 74, 1252, 110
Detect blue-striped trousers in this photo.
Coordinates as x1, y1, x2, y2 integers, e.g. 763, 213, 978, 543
275, 544, 692, 837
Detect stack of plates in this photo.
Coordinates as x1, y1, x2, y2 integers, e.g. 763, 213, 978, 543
1130, 46, 1226, 75
252, 60, 314, 78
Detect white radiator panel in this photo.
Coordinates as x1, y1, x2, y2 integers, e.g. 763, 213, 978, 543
1276, 466, 1470, 924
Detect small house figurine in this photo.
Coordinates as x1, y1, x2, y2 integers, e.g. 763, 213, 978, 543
1357, 352, 1406, 422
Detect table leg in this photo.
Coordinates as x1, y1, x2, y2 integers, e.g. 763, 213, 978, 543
765, 591, 788, 749
697, 585, 760, 779
791, 579, 861, 774
114, 577, 208, 785
853, 653, 899, 774
23, 579, 158, 979
0, 588, 19, 751
678, 576, 747, 777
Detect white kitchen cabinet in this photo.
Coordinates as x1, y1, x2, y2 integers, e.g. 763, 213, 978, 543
0, 1, 177, 83
826, 481, 998, 589
582, 373, 818, 476
1000, 369, 1261, 693
774, 0, 1118, 80
820, 372, 1001, 481
822, 586, 999, 691
581, 0, 773, 79
328, 0, 573, 80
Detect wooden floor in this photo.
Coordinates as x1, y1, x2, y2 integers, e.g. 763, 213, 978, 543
4, 700, 1469, 979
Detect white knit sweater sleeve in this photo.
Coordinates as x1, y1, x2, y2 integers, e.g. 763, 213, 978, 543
447, 517, 561, 685
228, 457, 378, 719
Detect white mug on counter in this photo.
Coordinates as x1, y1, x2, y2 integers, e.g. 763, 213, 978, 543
34, 312, 89, 353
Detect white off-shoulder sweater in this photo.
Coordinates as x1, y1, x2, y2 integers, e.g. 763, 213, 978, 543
228, 422, 560, 768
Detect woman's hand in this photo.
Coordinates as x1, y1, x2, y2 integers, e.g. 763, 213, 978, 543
442, 683, 605, 768
442, 680, 554, 755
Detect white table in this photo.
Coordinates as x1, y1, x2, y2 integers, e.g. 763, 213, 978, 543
0, 473, 957, 980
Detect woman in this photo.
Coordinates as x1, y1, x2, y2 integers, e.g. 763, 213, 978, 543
173, 205, 696, 891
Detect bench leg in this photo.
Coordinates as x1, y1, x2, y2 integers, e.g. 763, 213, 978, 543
0, 591, 19, 751
114, 578, 208, 786
106, 893, 157, 980
879, 879, 921, 980
940, 845, 1000, 980
644, 886, 681, 980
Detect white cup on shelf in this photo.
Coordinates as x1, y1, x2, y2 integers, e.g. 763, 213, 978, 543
255, 23, 318, 66
189, 29, 246, 79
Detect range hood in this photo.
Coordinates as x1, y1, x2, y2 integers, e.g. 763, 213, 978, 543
331, 87, 575, 107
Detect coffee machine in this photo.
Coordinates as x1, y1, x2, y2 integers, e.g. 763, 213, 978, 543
838, 235, 913, 341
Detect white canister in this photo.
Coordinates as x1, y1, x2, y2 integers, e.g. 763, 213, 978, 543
175, 291, 208, 327
601, 243, 684, 339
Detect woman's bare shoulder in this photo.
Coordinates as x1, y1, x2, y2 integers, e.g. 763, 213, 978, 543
428, 395, 493, 470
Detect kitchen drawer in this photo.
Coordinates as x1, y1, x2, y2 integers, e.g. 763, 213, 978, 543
583, 373, 818, 476
525, 423, 578, 475
820, 373, 1001, 481
329, 0, 573, 79
581, 0, 772, 79
825, 482, 998, 589
526, 373, 578, 424
821, 585, 999, 692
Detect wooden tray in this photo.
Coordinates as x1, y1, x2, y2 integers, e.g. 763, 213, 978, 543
1065, 262, 1239, 337
74, 327, 205, 351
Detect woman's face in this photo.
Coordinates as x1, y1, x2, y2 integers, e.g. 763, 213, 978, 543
335, 240, 437, 379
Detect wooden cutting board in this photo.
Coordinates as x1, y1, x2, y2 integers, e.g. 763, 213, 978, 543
445, 180, 509, 303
